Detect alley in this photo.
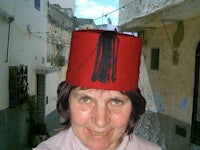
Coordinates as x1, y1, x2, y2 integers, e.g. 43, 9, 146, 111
1, 0, 200, 150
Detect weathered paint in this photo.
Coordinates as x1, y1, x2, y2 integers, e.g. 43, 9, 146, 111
119, 0, 200, 149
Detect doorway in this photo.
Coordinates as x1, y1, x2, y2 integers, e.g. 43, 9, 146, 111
191, 41, 200, 145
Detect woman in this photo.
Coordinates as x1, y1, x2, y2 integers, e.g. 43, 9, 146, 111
34, 30, 161, 150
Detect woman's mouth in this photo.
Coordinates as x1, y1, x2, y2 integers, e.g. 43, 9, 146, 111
90, 130, 107, 136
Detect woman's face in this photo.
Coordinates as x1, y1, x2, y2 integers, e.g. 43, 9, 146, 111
69, 87, 132, 150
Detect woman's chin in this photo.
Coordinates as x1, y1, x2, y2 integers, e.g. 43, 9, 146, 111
87, 143, 109, 150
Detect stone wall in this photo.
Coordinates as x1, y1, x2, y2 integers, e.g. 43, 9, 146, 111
119, 0, 184, 25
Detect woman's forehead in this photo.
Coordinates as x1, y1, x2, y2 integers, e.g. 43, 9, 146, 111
73, 87, 125, 97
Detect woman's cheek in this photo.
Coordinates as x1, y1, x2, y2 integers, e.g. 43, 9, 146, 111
111, 109, 131, 126
71, 105, 91, 124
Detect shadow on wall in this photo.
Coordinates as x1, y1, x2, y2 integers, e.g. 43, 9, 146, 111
0, 100, 31, 150
159, 113, 191, 150
134, 111, 192, 150
0, 95, 61, 150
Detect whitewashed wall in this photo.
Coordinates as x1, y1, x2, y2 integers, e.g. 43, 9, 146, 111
0, 0, 48, 110
45, 72, 58, 116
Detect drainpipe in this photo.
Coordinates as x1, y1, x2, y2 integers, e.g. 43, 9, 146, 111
5, 17, 14, 62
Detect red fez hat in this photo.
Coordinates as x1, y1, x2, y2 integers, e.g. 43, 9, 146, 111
66, 30, 142, 91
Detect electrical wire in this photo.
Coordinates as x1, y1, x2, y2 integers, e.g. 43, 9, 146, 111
13, 20, 69, 45
11, 0, 139, 44
94, 0, 137, 20
162, 20, 174, 52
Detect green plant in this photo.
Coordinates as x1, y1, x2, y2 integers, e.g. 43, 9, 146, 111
52, 55, 65, 67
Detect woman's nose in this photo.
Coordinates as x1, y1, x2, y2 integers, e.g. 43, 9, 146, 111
92, 103, 109, 128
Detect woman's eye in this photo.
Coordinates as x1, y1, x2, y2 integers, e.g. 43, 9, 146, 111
112, 99, 123, 105
80, 97, 90, 103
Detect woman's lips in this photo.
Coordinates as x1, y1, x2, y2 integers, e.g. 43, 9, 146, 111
90, 130, 107, 136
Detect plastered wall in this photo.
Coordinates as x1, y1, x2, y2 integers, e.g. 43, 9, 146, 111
142, 15, 200, 124
0, 0, 48, 110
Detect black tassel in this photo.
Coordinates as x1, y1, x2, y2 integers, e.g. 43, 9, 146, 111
92, 31, 119, 83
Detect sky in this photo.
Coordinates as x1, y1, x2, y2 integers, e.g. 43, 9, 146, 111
49, 0, 119, 25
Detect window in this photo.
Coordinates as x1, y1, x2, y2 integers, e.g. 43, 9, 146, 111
151, 48, 159, 70
35, 0, 40, 11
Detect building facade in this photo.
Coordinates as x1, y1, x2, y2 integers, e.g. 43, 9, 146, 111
0, 0, 48, 110
118, 0, 200, 149
0, 0, 49, 149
